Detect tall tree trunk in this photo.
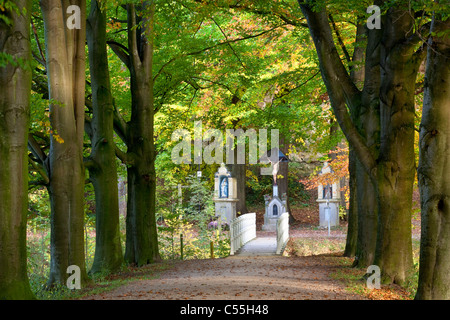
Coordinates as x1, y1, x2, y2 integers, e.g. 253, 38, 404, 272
344, 22, 366, 258
231, 162, 248, 215
344, 149, 357, 257
355, 159, 378, 266
228, 118, 248, 215
299, 1, 379, 267
415, 14, 450, 300
352, 19, 381, 267
299, 1, 421, 284
373, 7, 421, 284
0, 0, 35, 299
124, 3, 160, 266
87, 0, 123, 274
40, 0, 88, 286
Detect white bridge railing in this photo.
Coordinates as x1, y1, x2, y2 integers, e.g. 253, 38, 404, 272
229, 213, 256, 255
276, 212, 289, 255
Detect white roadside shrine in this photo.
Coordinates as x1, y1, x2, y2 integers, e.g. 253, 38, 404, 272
316, 162, 340, 229
213, 163, 238, 224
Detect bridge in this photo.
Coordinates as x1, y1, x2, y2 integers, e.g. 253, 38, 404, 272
229, 212, 289, 256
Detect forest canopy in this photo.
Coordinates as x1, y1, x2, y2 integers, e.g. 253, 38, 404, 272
0, 0, 449, 300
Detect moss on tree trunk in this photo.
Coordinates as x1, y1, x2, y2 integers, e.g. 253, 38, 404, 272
86, 0, 124, 274
0, 0, 35, 299
123, 3, 160, 266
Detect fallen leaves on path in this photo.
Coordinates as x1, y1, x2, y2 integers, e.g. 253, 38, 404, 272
81, 255, 365, 301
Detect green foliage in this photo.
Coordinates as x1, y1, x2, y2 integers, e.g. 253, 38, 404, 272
246, 163, 311, 206
0, 0, 24, 25
0, 52, 30, 69
157, 175, 230, 260
184, 175, 215, 217
20, 0, 438, 299
28, 188, 50, 226
339, 206, 347, 220
26, 183, 98, 297
0, 0, 32, 69
157, 208, 198, 260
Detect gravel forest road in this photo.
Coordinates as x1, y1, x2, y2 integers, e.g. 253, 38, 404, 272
82, 254, 364, 300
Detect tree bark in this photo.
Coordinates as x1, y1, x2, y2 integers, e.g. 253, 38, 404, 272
344, 149, 357, 257
415, 15, 450, 300
299, 1, 379, 267
87, 0, 123, 274
343, 22, 366, 258
298, 1, 376, 177
352, 17, 382, 267
231, 162, 248, 215
373, 7, 421, 284
355, 159, 378, 266
124, 3, 160, 266
228, 119, 248, 216
299, 1, 421, 284
0, 0, 35, 299
40, 0, 88, 286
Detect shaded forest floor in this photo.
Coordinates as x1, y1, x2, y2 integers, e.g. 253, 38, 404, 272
76, 243, 415, 301
73, 187, 419, 301
80, 254, 365, 300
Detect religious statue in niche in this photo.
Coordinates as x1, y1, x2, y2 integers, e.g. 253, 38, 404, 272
219, 176, 228, 198
323, 184, 332, 200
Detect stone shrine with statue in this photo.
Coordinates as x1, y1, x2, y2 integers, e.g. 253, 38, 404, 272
213, 163, 238, 224
261, 148, 289, 231
316, 162, 340, 228
262, 185, 287, 231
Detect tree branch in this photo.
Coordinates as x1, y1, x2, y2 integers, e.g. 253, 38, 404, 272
211, 16, 246, 70
83, 158, 96, 169
329, 14, 351, 64
31, 16, 46, 66
299, 1, 376, 178
223, 2, 309, 28
115, 144, 129, 164
299, 3, 360, 105
28, 180, 48, 189
190, 76, 235, 94
28, 133, 47, 167
127, 3, 141, 68
28, 155, 49, 185
273, 70, 321, 101
112, 98, 128, 144
107, 40, 130, 69
153, 25, 285, 82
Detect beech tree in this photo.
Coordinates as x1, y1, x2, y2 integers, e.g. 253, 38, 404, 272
0, 0, 35, 299
39, 0, 88, 286
109, 2, 160, 265
299, 0, 429, 284
2, 0, 449, 300
416, 12, 450, 300
86, 0, 123, 274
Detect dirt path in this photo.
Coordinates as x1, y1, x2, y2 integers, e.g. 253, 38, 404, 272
83, 254, 365, 300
